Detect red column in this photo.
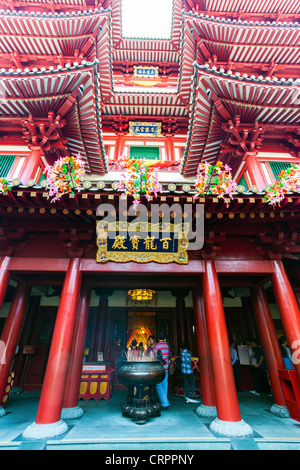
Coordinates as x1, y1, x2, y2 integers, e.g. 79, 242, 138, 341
62, 284, 91, 417
246, 154, 266, 190
0, 257, 10, 310
114, 134, 125, 161
202, 261, 253, 436
192, 287, 216, 415
250, 285, 288, 414
271, 260, 300, 382
22, 258, 82, 438
165, 136, 172, 161
20, 148, 42, 184
0, 283, 30, 405
203, 261, 241, 422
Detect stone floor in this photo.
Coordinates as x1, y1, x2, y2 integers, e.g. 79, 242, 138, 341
1, 388, 300, 450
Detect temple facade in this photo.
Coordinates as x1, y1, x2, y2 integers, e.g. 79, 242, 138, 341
0, 0, 300, 440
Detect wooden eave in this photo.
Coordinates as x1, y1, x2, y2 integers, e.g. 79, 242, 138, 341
0, 9, 114, 104
0, 62, 107, 174
178, 11, 300, 107
181, 64, 300, 177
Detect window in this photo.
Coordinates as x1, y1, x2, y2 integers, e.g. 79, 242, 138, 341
0, 156, 16, 178
269, 162, 292, 180
130, 146, 160, 160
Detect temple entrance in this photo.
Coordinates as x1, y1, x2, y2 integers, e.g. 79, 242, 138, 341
126, 311, 156, 351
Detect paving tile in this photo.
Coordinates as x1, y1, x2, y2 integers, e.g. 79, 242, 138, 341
1, 388, 300, 450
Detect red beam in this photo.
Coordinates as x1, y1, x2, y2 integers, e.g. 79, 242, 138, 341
215, 260, 274, 274
8, 257, 69, 272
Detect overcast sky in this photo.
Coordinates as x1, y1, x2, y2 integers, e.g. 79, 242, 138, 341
121, 0, 173, 38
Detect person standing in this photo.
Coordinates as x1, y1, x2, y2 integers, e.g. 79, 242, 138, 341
180, 341, 200, 403
230, 341, 241, 392
279, 336, 293, 370
248, 339, 269, 395
153, 332, 171, 410
130, 339, 140, 360
145, 335, 156, 357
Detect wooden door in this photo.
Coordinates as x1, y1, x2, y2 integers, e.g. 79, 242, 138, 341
22, 307, 56, 391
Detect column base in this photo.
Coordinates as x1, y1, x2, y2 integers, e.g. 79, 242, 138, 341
210, 417, 253, 438
270, 403, 290, 418
0, 407, 6, 418
195, 404, 217, 418
22, 419, 68, 440
61, 405, 84, 420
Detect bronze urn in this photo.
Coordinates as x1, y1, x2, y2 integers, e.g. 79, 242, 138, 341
117, 361, 165, 424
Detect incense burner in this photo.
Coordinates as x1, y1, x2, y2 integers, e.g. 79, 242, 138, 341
117, 361, 165, 425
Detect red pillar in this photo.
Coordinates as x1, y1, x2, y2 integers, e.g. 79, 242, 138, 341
114, 134, 125, 161
246, 154, 266, 190
250, 285, 288, 415
271, 260, 300, 382
202, 261, 253, 436
0, 283, 30, 406
20, 148, 42, 184
22, 258, 82, 439
192, 287, 216, 416
165, 135, 173, 161
0, 257, 10, 310
62, 284, 91, 418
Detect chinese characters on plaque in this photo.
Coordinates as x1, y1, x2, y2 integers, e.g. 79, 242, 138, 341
96, 222, 188, 264
129, 121, 162, 137
133, 66, 159, 78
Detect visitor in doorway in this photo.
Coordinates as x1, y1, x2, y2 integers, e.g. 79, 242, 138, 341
130, 339, 140, 360
230, 341, 241, 392
248, 339, 269, 395
145, 336, 156, 357
153, 332, 171, 409
180, 341, 200, 404
279, 336, 293, 370
139, 342, 144, 356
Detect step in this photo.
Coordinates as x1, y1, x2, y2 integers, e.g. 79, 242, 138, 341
230, 438, 259, 451
18, 441, 47, 451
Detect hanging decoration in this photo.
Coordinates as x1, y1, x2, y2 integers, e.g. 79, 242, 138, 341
127, 289, 157, 306
264, 164, 300, 207
117, 156, 161, 208
44, 154, 85, 202
193, 161, 237, 207
0, 178, 12, 195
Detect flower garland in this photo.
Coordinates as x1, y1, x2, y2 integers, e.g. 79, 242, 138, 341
118, 156, 161, 207
0, 178, 12, 195
264, 164, 300, 207
44, 154, 85, 202
194, 161, 237, 207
